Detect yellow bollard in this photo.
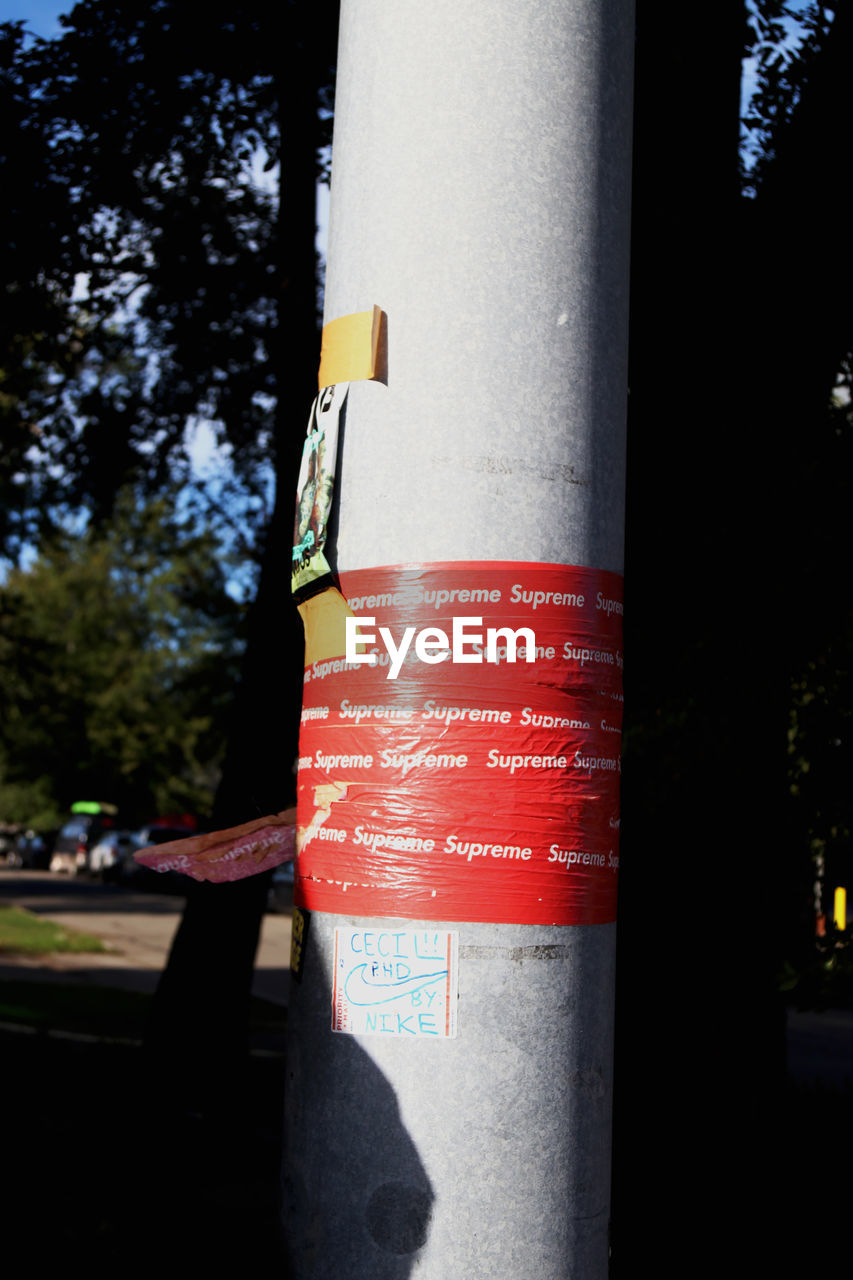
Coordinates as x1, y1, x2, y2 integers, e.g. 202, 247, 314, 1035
833, 886, 847, 931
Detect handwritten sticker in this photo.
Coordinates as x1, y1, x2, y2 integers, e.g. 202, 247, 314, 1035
332, 928, 458, 1038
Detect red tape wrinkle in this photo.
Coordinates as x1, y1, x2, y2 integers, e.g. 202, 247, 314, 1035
295, 562, 623, 926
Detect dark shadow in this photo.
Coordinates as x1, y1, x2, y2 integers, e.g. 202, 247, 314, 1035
283, 915, 434, 1278
253, 965, 292, 1003
140, 874, 272, 1114
1, 1023, 288, 1272
0, 961, 161, 997
2, 876, 433, 1272
1, 938, 432, 1275
284, 1032, 434, 1278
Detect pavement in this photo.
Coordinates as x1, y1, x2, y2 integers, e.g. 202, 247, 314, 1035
0, 866, 293, 1006
785, 1004, 853, 1088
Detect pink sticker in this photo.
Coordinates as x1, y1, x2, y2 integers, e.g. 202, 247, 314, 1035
134, 808, 297, 884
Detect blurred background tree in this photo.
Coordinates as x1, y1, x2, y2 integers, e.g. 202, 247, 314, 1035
1, 0, 338, 1096
1, 0, 338, 820
616, 2, 852, 1270
0, 487, 245, 828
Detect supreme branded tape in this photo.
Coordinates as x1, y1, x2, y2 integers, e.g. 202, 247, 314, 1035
295, 562, 623, 926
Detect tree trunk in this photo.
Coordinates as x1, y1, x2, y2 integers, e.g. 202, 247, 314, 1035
614, 3, 852, 1272
143, 3, 339, 1107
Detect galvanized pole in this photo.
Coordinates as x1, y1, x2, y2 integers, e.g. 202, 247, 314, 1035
284, 2, 634, 1276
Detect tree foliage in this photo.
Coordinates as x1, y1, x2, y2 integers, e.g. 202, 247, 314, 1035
1, 1, 338, 1087
741, 1, 836, 187
2, 0, 339, 837
1, 1, 335, 564
626, 0, 852, 896
743, 3, 853, 889
616, 4, 853, 1264
0, 488, 245, 828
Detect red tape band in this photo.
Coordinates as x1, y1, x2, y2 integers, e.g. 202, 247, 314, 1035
295, 562, 623, 926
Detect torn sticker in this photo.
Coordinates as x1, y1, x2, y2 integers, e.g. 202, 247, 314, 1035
134, 807, 297, 884
292, 383, 349, 597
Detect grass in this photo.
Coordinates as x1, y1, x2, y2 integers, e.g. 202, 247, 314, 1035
0, 899, 287, 1044
0, 903, 106, 955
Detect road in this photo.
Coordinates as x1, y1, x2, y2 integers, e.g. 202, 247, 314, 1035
0, 866, 293, 1006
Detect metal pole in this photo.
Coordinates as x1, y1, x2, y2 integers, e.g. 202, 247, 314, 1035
284, 2, 634, 1275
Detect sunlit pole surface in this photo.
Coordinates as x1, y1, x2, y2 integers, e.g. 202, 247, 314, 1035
284, 3, 634, 1276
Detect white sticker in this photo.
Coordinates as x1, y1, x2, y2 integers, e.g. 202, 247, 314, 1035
332, 928, 458, 1038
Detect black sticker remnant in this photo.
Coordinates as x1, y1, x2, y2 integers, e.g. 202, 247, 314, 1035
290, 906, 310, 982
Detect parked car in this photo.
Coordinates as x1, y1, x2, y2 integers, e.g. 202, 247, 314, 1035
1, 824, 22, 865
49, 802, 119, 875
89, 831, 138, 881
267, 859, 295, 913
16, 829, 54, 870
116, 821, 197, 888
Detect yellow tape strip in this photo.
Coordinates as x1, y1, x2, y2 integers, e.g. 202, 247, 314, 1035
297, 587, 357, 666
318, 305, 387, 389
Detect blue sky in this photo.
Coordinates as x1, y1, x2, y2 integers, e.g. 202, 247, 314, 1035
0, 1, 66, 38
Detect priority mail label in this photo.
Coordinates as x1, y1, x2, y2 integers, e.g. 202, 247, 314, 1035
332, 927, 458, 1038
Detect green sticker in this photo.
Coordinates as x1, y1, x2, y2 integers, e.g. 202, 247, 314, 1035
292, 384, 349, 597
